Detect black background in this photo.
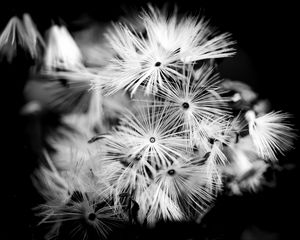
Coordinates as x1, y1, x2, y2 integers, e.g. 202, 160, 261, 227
1, 1, 299, 239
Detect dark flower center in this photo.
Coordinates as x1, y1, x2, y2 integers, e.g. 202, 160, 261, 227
154, 61, 161, 67
167, 169, 176, 175
182, 102, 189, 109
135, 154, 142, 161
88, 213, 96, 221
150, 137, 156, 143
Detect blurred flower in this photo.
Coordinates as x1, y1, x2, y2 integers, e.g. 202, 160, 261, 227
245, 110, 295, 161
0, 13, 45, 62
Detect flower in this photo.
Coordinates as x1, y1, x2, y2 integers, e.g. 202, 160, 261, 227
37, 191, 123, 240
95, 103, 190, 206
112, 103, 189, 169
103, 23, 183, 96
43, 25, 84, 71
141, 5, 236, 63
102, 5, 235, 96
157, 64, 229, 143
245, 110, 295, 161
34, 151, 122, 240
133, 155, 215, 226
0, 14, 44, 62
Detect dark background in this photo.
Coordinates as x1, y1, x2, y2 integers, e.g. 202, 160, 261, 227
1, 1, 299, 239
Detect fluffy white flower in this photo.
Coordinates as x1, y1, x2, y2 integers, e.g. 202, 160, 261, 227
141, 5, 236, 63
245, 110, 295, 161
0, 14, 44, 61
102, 5, 235, 96
37, 191, 123, 240
157, 64, 229, 143
134, 156, 215, 226
119, 103, 189, 165
103, 23, 183, 96
44, 25, 84, 71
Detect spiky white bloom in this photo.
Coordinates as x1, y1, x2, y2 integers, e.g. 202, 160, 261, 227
113, 103, 190, 169
0, 14, 44, 61
44, 25, 84, 71
135, 156, 215, 225
245, 110, 295, 161
141, 5, 236, 63
96, 103, 190, 208
102, 5, 235, 96
34, 151, 121, 240
37, 191, 123, 240
103, 23, 183, 96
157, 64, 229, 143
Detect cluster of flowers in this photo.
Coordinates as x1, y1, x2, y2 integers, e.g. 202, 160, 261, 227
0, 5, 295, 240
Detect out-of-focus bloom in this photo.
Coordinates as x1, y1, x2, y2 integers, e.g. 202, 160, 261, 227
222, 136, 268, 195
0, 14, 45, 62
34, 151, 123, 240
44, 25, 84, 71
245, 110, 295, 161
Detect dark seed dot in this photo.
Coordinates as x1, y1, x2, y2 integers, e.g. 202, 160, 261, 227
150, 137, 155, 143
182, 102, 189, 109
168, 169, 176, 175
135, 154, 142, 161
193, 145, 199, 152
88, 213, 96, 221
59, 78, 69, 88
154, 62, 161, 67
208, 138, 216, 145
